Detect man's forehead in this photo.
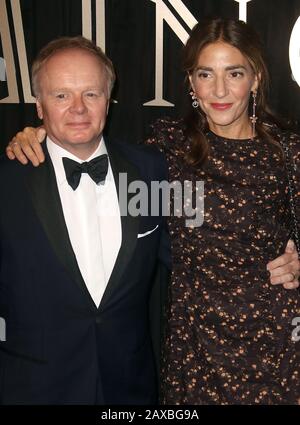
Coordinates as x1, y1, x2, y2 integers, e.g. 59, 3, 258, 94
40, 50, 106, 81
46, 48, 101, 66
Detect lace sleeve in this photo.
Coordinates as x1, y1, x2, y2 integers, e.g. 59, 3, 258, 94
284, 132, 300, 251
144, 117, 185, 155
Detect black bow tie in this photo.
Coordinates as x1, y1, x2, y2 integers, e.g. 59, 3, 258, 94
62, 154, 109, 190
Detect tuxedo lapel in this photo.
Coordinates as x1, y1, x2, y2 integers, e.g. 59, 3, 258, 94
25, 148, 97, 311
26, 140, 141, 311
100, 141, 141, 308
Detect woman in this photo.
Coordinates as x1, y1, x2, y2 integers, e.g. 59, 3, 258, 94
6, 18, 300, 404
145, 18, 300, 404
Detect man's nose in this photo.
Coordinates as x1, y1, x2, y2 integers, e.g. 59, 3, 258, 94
70, 95, 87, 113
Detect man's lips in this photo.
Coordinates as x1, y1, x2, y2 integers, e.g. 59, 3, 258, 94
66, 122, 90, 128
210, 103, 233, 110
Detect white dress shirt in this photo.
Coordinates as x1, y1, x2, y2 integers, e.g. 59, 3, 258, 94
47, 137, 122, 307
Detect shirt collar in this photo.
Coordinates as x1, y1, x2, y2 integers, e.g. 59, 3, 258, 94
46, 136, 108, 187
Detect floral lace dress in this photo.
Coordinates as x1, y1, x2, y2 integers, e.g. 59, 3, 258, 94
147, 119, 300, 405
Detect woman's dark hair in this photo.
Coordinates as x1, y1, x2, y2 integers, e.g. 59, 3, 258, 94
183, 18, 283, 166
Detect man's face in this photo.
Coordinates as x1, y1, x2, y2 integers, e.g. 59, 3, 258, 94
36, 48, 109, 157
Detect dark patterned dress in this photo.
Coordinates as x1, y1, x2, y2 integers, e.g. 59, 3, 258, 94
147, 119, 300, 405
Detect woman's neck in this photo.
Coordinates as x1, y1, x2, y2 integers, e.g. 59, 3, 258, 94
208, 120, 253, 140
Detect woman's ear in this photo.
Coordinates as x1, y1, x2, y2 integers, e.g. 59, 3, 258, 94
188, 73, 195, 92
251, 72, 261, 93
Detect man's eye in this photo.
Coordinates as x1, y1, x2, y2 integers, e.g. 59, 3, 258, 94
56, 94, 67, 99
86, 92, 99, 98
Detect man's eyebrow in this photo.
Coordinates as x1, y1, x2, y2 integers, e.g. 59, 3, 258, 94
50, 88, 69, 93
50, 87, 102, 92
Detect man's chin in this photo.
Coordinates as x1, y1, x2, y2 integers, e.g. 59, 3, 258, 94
48, 132, 101, 149
61, 136, 98, 146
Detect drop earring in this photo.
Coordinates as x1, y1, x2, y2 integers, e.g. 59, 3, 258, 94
250, 91, 257, 139
190, 90, 199, 108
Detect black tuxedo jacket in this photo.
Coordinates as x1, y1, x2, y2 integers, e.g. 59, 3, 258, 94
0, 139, 170, 405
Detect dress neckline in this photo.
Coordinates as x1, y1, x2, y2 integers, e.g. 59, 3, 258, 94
207, 129, 259, 142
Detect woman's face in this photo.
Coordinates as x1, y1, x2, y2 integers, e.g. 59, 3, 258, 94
189, 41, 259, 138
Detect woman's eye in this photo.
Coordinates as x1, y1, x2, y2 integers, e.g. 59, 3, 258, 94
230, 71, 244, 78
197, 72, 211, 79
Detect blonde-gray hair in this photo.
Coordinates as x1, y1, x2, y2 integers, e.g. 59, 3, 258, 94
31, 36, 115, 98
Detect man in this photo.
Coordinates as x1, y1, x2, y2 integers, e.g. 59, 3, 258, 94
0, 36, 169, 404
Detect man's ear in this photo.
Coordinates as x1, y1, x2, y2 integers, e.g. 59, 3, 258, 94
36, 97, 43, 120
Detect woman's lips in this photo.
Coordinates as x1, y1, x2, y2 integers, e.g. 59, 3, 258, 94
210, 103, 233, 110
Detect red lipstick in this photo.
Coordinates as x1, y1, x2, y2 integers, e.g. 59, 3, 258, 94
210, 103, 233, 110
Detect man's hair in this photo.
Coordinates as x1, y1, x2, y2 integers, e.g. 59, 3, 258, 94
31, 36, 116, 97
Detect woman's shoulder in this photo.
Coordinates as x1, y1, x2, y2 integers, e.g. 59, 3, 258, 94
144, 117, 186, 153
264, 122, 300, 161
283, 131, 300, 164
263, 121, 300, 140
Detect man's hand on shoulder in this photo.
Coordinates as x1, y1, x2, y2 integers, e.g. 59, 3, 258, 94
6, 126, 46, 166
